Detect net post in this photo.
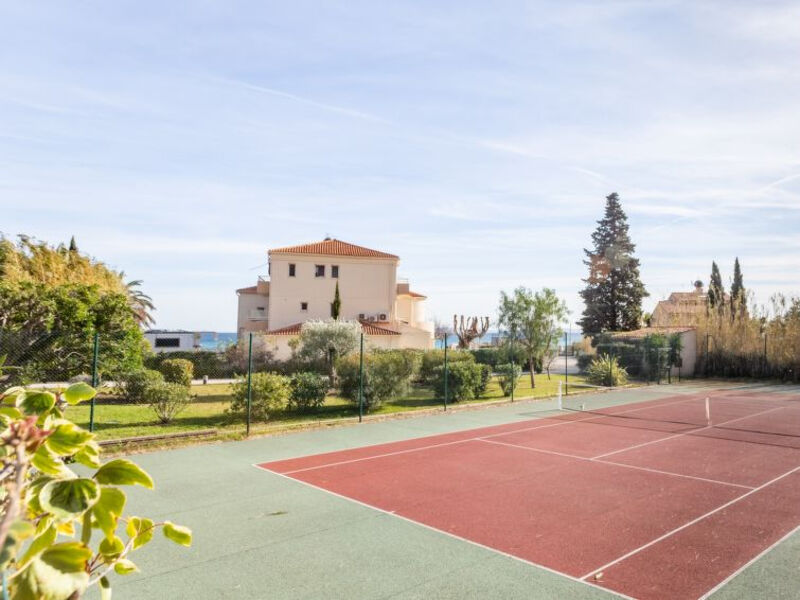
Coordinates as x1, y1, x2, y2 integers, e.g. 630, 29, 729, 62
705, 397, 710, 425
557, 380, 562, 411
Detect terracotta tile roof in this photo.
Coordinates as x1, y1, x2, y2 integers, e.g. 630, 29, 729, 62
269, 239, 398, 259
399, 290, 427, 299
266, 320, 400, 336
236, 286, 258, 294
611, 326, 695, 340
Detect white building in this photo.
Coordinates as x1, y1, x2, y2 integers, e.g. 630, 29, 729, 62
236, 238, 434, 359
144, 330, 199, 353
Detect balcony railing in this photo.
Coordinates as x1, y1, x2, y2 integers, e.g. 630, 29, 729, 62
248, 310, 268, 321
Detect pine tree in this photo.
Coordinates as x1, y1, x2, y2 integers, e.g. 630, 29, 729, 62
331, 281, 341, 319
730, 257, 745, 317
708, 261, 725, 311
579, 193, 648, 333
68, 236, 78, 252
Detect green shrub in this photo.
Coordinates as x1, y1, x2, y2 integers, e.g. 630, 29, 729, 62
586, 354, 628, 387
289, 372, 329, 411
471, 347, 500, 367
576, 353, 595, 372
338, 350, 419, 411
117, 368, 164, 403
419, 349, 474, 383
230, 372, 290, 421
432, 361, 485, 402
143, 381, 192, 423
158, 358, 194, 387
496, 362, 522, 395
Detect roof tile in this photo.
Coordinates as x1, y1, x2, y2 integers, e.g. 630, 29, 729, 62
269, 239, 398, 259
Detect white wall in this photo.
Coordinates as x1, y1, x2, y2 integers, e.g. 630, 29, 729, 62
268, 254, 397, 329
144, 332, 196, 353
236, 292, 269, 335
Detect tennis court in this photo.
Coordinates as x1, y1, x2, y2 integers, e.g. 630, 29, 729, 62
258, 385, 800, 600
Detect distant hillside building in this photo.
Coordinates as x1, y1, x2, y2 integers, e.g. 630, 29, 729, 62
650, 281, 708, 327
144, 330, 199, 353
236, 238, 434, 359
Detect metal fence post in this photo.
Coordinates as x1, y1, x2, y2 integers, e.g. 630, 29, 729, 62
358, 333, 364, 422
510, 330, 515, 402
89, 331, 99, 432
443, 334, 448, 411
246, 332, 253, 436
564, 328, 568, 397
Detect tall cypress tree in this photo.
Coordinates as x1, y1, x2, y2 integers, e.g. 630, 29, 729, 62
730, 257, 745, 316
579, 193, 648, 333
708, 261, 725, 311
331, 281, 341, 319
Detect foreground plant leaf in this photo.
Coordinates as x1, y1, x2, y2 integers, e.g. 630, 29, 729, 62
94, 459, 154, 489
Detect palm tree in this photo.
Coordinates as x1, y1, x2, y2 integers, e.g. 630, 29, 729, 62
125, 279, 156, 328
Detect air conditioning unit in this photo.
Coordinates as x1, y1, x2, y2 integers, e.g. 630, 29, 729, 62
367, 316, 376, 322
379, 313, 387, 321
358, 313, 365, 320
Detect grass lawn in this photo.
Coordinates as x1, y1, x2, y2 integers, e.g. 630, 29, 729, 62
66, 373, 588, 444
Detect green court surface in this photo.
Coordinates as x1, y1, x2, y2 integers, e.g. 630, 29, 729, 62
87, 382, 800, 599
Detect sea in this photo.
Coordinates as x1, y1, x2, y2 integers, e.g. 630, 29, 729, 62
435, 331, 584, 349
197, 332, 238, 351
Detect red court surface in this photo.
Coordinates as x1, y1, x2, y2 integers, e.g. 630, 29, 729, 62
258, 390, 800, 600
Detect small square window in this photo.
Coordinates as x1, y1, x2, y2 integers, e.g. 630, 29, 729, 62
289, 264, 296, 277
315, 265, 325, 277
332, 265, 339, 278
301, 302, 308, 311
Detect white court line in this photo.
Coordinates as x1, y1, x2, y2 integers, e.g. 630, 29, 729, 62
478, 438, 754, 490
279, 395, 702, 476
252, 464, 638, 600
579, 464, 800, 581
697, 524, 800, 600
590, 404, 789, 460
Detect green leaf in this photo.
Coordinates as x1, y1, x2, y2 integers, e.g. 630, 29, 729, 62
1, 386, 25, 406
18, 525, 57, 568
73, 440, 102, 468
93, 486, 127, 541
31, 445, 69, 477
40, 542, 93, 573
63, 382, 96, 405
19, 391, 56, 415
114, 558, 139, 575
125, 517, 154, 549
0, 405, 22, 421
100, 576, 112, 600
45, 421, 94, 455
94, 459, 154, 489
40, 478, 100, 520
98, 535, 125, 563
0, 521, 35, 570
10, 554, 89, 600
163, 522, 192, 547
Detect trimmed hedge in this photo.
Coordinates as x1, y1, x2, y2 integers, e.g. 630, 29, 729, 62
419, 349, 474, 384
230, 372, 291, 421
338, 350, 420, 411
117, 368, 164, 404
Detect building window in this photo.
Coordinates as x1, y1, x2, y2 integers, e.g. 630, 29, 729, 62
154, 337, 180, 348
315, 265, 325, 277
301, 302, 308, 311
332, 265, 339, 278
289, 263, 296, 277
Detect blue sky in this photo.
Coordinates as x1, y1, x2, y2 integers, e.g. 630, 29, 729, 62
2, 1, 799, 331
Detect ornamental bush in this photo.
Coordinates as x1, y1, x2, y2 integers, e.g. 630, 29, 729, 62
496, 362, 522, 396
419, 349, 474, 384
586, 354, 629, 387
289, 372, 329, 411
476, 363, 492, 396
158, 358, 194, 387
230, 372, 290, 421
432, 361, 485, 402
338, 350, 419, 411
0, 382, 191, 599
117, 368, 164, 404
143, 381, 192, 423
